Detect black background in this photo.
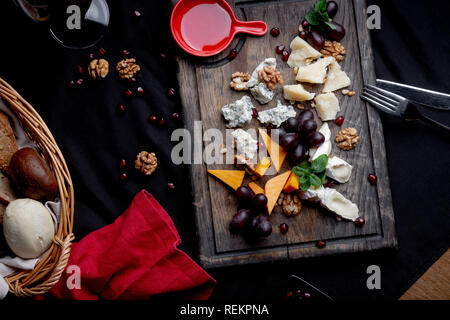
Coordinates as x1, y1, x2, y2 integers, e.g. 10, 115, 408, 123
0, 0, 449, 301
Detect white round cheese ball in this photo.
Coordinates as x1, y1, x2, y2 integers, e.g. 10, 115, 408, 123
3, 199, 55, 259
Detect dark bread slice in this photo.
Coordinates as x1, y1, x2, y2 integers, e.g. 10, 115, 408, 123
0, 112, 18, 171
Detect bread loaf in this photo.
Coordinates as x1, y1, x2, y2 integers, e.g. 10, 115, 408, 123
0, 112, 18, 171
0, 171, 16, 205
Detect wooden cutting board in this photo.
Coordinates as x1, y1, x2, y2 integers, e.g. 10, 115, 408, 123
173, 0, 397, 268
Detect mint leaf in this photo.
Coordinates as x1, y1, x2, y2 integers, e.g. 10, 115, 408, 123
300, 178, 311, 191
318, 171, 326, 184
311, 155, 328, 173
315, 0, 327, 12
305, 11, 321, 26
299, 162, 311, 171
293, 166, 309, 177
309, 173, 322, 187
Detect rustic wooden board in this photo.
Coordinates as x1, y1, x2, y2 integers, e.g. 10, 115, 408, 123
173, 0, 397, 268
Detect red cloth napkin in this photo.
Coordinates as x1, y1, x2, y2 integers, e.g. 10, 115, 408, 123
50, 190, 216, 300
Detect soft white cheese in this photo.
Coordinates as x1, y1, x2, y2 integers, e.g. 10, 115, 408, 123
232, 129, 258, 162
320, 188, 359, 221
299, 185, 325, 202
309, 123, 332, 161
247, 58, 277, 88
296, 57, 334, 84
250, 83, 274, 104
257, 101, 297, 127
315, 93, 340, 121
222, 95, 254, 127
287, 36, 322, 68
326, 157, 353, 184
322, 61, 351, 93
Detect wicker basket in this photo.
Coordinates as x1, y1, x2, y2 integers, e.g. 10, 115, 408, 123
0, 78, 74, 297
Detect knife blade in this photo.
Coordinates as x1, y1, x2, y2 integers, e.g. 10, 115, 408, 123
376, 79, 450, 111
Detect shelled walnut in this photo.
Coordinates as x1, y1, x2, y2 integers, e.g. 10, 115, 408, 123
336, 128, 360, 151
320, 41, 346, 62
88, 59, 109, 79
258, 66, 283, 90
135, 151, 157, 175
230, 72, 251, 91
116, 58, 141, 79
281, 193, 302, 216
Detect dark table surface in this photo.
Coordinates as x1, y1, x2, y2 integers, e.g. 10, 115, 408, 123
0, 0, 449, 301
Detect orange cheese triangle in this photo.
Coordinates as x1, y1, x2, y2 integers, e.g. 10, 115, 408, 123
258, 128, 287, 173
265, 171, 291, 215
248, 182, 264, 195
283, 172, 300, 193
208, 170, 245, 190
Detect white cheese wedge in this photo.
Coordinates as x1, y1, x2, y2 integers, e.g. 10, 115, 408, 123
315, 93, 340, 121
222, 95, 254, 127
287, 36, 322, 68
232, 129, 258, 162
283, 84, 315, 102
257, 101, 297, 127
299, 185, 325, 202
323, 61, 351, 93
320, 188, 359, 221
295, 57, 334, 84
247, 58, 277, 88
326, 156, 353, 183
250, 83, 274, 104
309, 123, 332, 160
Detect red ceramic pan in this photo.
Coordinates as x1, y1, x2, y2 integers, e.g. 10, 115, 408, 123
171, 0, 267, 57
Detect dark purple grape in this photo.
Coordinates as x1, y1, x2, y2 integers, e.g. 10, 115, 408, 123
307, 30, 325, 49
280, 133, 299, 151
284, 117, 299, 133
252, 194, 268, 210
299, 119, 317, 136
236, 186, 254, 206
326, 1, 338, 19
230, 209, 250, 234
270, 127, 287, 143
249, 216, 272, 238
308, 132, 325, 147
289, 143, 307, 164
328, 21, 346, 41
297, 110, 314, 126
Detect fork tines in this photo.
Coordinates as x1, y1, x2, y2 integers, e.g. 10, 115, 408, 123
361, 85, 406, 116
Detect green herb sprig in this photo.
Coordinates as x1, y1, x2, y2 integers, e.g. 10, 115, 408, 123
292, 154, 328, 191
305, 0, 336, 32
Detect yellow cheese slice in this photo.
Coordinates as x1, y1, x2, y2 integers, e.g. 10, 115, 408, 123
258, 128, 287, 173
265, 171, 291, 215
208, 170, 245, 190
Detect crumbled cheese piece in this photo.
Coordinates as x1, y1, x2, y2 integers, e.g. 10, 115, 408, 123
296, 57, 334, 84
232, 129, 258, 162
315, 93, 340, 121
250, 83, 274, 104
287, 36, 322, 68
283, 84, 315, 102
222, 95, 254, 127
257, 101, 297, 127
323, 61, 351, 93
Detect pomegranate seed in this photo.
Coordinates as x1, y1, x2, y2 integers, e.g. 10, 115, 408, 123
171, 112, 180, 120
281, 50, 290, 61
133, 10, 141, 18
252, 108, 258, 118
136, 86, 145, 96
167, 183, 175, 190
299, 31, 307, 39
88, 53, 94, 60
120, 173, 128, 182
355, 217, 366, 227
117, 104, 126, 114
256, 143, 260, 150
76, 78, 83, 86
168, 88, 176, 96
302, 20, 309, 28
119, 159, 126, 169
316, 240, 326, 248
161, 53, 167, 59
98, 47, 105, 56
368, 174, 377, 185
228, 49, 238, 60
122, 49, 130, 58
279, 223, 289, 235
149, 115, 158, 123
335, 116, 344, 126
270, 27, 280, 37
68, 80, 75, 88
284, 291, 294, 301
77, 65, 83, 75
295, 289, 302, 296
128, 77, 137, 83
275, 44, 285, 54
159, 118, 165, 126
326, 180, 335, 188
124, 89, 133, 97
304, 292, 311, 298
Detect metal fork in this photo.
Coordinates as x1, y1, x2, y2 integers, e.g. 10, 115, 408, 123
361, 85, 450, 133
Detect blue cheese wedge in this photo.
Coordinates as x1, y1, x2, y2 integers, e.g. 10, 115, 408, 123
320, 188, 359, 221
309, 123, 332, 161
232, 129, 258, 163
322, 61, 351, 93
222, 95, 254, 127
295, 57, 334, 84
257, 101, 297, 127
283, 84, 315, 102
250, 83, 274, 104
247, 58, 277, 89
287, 36, 322, 68
315, 93, 340, 121
326, 156, 353, 183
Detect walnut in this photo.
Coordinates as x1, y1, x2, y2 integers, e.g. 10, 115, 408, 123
135, 151, 157, 175
88, 59, 109, 79
320, 41, 346, 62
230, 72, 251, 91
282, 193, 302, 217
116, 58, 141, 79
258, 66, 283, 90
336, 128, 360, 151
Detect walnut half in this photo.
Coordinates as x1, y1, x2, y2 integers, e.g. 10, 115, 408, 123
282, 193, 302, 217
135, 151, 158, 175
116, 58, 141, 79
230, 72, 251, 91
88, 59, 109, 79
336, 128, 360, 151
320, 41, 346, 62
258, 66, 283, 90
